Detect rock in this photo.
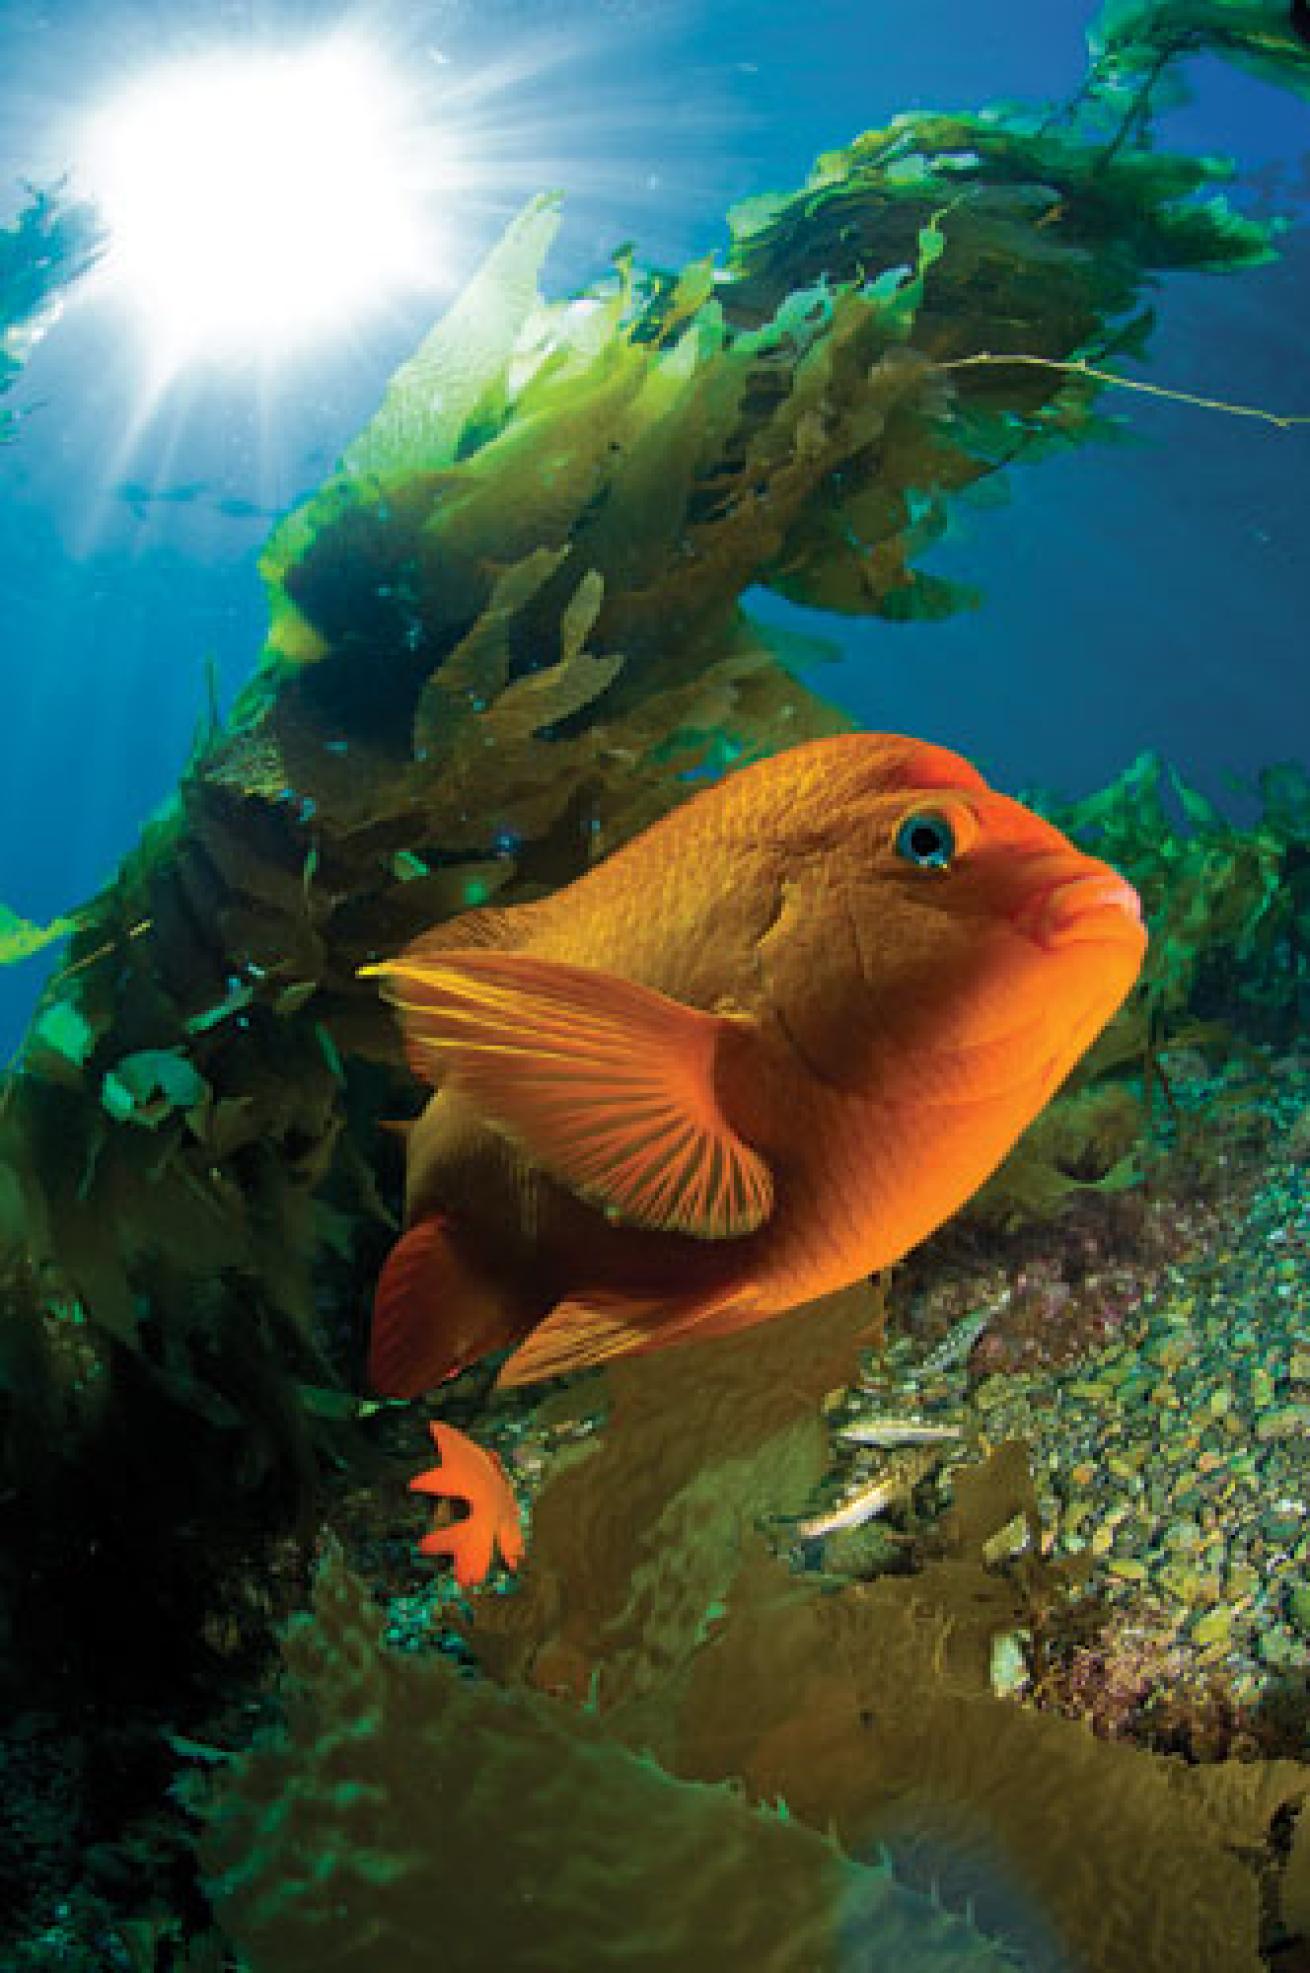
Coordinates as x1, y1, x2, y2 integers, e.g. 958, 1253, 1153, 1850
1191, 1607, 1232, 1648
1257, 1624, 1304, 1671
1286, 1582, 1310, 1639
1256, 1405, 1310, 1444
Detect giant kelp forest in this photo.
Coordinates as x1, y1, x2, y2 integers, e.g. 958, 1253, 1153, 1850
3, 3, 1310, 1969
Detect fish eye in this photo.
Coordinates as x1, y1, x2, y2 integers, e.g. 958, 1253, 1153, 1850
894, 810, 956, 870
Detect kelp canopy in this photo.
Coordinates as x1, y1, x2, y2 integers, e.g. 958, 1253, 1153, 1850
0, 183, 102, 443
0, 0, 1307, 1650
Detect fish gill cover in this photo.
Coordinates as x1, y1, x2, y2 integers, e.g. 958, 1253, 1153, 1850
1, 2, 1309, 1967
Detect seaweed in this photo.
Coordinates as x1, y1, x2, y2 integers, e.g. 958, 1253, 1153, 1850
197, 1300, 1310, 1973
1033, 751, 1310, 1040
198, 1537, 1021, 1973
965, 751, 1310, 1227
0, 183, 103, 441
1088, 0, 1310, 115
5, 101, 1301, 1429
3, 12, 1310, 1954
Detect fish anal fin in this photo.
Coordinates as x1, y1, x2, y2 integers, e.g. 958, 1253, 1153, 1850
625, 1285, 774, 1353
369, 1216, 523, 1397
363, 949, 775, 1241
496, 1282, 765, 1387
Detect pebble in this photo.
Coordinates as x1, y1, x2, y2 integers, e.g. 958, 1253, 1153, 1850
1258, 1625, 1304, 1672
1287, 1584, 1310, 1638
1191, 1607, 1232, 1648
1256, 1405, 1310, 1443
839, 1053, 1310, 1712
990, 1632, 1030, 1698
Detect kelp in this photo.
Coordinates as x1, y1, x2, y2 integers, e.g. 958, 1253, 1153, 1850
956, 752, 1310, 1225
966, 1081, 1147, 1231
1088, 0, 1310, 107
1032, 751, 1310, 1036
0, 0, 1307, 1710
1, 7, 1308, 1963
0, 902, 79, 967
249, 94, 1291, 679
198, 1538, 1020, 1973
0, 182, 103, 441
199, 1296, 1310, 1973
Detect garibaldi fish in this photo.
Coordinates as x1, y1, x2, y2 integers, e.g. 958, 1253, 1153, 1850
363, 731, 1146, 1399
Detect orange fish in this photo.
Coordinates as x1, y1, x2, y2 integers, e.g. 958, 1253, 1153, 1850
364, 732, 1145, 1403
409, 1420, 525, 1590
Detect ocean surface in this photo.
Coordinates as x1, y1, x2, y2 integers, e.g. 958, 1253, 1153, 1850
1, 4, 1308, 1971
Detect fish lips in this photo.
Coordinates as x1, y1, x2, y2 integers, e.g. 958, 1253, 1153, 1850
1009, 864, 1146, 954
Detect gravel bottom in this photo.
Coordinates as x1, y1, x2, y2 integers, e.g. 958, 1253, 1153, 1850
841, 1053, 1310, 1714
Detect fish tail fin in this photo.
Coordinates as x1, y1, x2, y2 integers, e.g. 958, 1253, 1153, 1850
369, 1216, 526, 1397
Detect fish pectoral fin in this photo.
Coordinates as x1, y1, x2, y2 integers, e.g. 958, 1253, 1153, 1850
369, 1216, 525, 1397
496, 1282, 765, 1386
362, 948, 774, 1240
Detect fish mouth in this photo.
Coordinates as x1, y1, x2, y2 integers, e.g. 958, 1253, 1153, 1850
1011, 865, 1145, 952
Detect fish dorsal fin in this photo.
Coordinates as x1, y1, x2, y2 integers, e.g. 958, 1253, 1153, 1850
361, 948, 775, 1240
496, 1282, 764, 1386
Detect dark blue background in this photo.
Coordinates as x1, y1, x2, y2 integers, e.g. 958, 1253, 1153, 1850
0, 0, 1306, 1056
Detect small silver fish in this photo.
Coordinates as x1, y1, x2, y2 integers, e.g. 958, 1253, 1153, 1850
918, 1293, 1010, 1374
796, 1440, 953, 1540
796, 1472, 910, 1540
838, 1417, 963, 1449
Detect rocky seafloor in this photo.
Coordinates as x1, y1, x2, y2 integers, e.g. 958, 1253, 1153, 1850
839, 1045, 1310, 1748
5, 1044, 1309, 1970
361, 1042, 1310, 1759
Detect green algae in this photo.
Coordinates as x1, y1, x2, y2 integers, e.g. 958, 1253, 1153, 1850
0, 184, 102, 441
0, 904, 79, 968
199, 1537, 1022, 1973
965, 752, 1310, 1228
1036, 752, 1310, 1037
1089, 0, 1310, 106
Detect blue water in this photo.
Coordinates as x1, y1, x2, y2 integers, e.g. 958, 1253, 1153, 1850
0, 0, 1306, 1063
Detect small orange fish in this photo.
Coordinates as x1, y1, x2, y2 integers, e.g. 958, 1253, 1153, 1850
364, 731, 1145, 1407
409, 1420, 525, 1590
